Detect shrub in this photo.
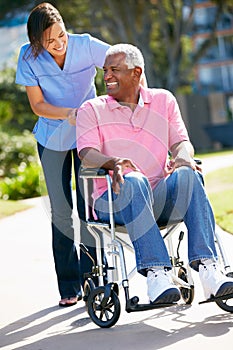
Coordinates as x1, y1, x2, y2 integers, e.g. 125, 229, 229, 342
0, 128, 46, 200
0, 163, 43, 200
0, 129, 37, 176
0, 66, 37, 132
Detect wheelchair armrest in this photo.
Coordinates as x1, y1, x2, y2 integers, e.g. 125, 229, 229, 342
80, 167, 108, 178
80, 159, 202, 178
80, 158, 201, 178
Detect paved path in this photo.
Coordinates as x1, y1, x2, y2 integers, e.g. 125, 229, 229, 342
0, 155, 233, 350
201, 153, 233, 174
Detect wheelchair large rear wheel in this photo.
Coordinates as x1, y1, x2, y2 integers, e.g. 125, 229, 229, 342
178, 267, 194, 304
88, 286, 121, 328
215, 272, 233, 313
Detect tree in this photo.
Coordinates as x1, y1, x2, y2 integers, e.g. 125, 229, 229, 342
53, 0, 232, 93
0, 0, 232, 92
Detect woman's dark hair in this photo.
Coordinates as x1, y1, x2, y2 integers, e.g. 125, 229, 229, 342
26, 2, 63, 58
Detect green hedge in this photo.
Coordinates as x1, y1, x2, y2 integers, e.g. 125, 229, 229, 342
0, 129, 46, 200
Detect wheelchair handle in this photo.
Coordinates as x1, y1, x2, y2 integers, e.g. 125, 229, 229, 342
80, 167, 108, 178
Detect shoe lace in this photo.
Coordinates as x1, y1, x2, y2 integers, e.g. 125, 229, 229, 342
147, 268, 168, 279
202, 263, 224, 280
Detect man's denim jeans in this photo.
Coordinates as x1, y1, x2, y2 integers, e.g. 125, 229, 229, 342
95, 167, 217, 276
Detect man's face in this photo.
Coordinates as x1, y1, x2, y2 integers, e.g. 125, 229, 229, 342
103, 53, 138, 102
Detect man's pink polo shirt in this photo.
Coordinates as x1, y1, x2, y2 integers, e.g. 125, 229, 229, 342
77, 86, 189, 201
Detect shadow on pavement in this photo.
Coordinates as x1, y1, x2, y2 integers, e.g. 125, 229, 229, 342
1, 304, 233, 350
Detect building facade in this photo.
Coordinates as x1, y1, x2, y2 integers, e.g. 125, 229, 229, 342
183, 1, 233, 150
192, 1, 233, 96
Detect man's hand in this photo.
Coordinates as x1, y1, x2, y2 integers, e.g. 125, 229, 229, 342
79, 148, 139, 194
167, 140, 202, 174
112, 158, 139, 194
166, 157, 199, 174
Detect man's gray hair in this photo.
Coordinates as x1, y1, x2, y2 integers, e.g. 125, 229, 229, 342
106, 44, 144, 73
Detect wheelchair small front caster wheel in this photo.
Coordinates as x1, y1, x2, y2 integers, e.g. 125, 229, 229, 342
215, 272, 233, 313
88, 286, 121, 328
178, 267, 194, 304
83, 278, 95, 305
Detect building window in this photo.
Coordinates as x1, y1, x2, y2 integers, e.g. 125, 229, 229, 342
198, 64, 233, 93
194, 7, 216, 33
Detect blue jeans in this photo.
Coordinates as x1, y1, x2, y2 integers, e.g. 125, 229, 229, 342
95, 167, 217, 276
38, 143, 99, 298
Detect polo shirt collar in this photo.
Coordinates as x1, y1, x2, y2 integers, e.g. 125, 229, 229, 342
106, 85, 152, 110
106, 95, 120, 110
139, 85, 152, 104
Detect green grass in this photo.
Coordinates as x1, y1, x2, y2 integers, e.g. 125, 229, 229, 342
205, 166, 233, 234
0, 199, 32, 219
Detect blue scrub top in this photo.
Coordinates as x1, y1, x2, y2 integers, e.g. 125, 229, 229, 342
15, 33, 110, 151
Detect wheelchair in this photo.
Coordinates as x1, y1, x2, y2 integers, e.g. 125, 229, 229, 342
79, 166, 233, 328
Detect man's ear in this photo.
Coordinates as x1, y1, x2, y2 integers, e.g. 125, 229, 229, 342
134, 67, 142, 79
132, 67, 142, 86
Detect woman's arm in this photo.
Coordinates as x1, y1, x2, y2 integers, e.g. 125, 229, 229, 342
26, 85, 76, 123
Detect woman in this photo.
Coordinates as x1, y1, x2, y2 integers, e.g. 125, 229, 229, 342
15, 2, 110, 307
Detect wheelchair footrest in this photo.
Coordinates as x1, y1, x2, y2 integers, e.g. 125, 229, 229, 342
126, 300, 177, 313
199, 292, 233, 304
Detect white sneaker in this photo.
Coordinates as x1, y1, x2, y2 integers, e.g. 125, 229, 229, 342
147, 267, 181, 304
199, 260, 233, 300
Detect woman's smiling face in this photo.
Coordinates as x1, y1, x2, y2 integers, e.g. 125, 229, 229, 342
42, 21, 68, 59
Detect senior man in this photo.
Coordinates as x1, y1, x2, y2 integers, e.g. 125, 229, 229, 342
76, 43, 233, 305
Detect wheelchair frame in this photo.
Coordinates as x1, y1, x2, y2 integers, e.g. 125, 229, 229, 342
80, 168, 233, 328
